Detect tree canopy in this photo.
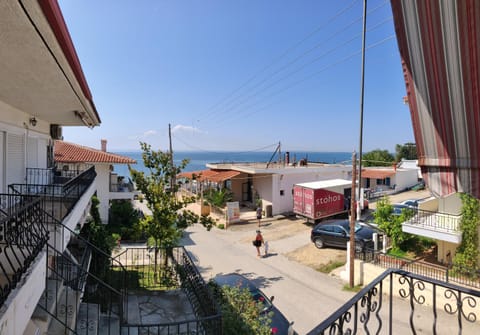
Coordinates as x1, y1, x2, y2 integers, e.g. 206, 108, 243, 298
362, 149, 395, 167
130, 142, 209, 249
395, 142, 417, 161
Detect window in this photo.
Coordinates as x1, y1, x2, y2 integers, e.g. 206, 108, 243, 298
280, 190, 284, 196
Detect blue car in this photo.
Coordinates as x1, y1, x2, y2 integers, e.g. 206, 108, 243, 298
213, 273, 295, 335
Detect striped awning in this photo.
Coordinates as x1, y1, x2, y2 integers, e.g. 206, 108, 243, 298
391, 1, 480, 198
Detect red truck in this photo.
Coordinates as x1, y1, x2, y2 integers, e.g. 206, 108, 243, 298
293, 179, 367, 222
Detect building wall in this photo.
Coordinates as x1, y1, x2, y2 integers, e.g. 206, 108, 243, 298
253, 166, 352, 216
439, 193, 462, 215
393, 169, 419, 191
0, 104, 51, 191
94, 163, 111, 223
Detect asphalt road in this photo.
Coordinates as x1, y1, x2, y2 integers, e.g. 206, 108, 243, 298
182, 214, 479, 334
182, 223, 354, 334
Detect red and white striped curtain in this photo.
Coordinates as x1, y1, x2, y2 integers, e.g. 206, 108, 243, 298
391, 0, 480, 198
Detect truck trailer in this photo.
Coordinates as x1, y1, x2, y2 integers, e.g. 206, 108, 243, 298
293, 179, 367, 222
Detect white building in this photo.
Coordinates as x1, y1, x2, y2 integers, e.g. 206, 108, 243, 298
0, 2, 100, 334
204, 161, 353, 216
54, 139, 137, 223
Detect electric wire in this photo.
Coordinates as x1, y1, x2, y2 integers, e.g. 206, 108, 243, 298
195, 0, 362, 123
212, 34, 396, 127
203, 1, 390, 122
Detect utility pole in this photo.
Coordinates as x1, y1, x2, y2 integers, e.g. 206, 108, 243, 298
349, 151, 357, 288
168, 123, 175, 197
357, 0, 367, 212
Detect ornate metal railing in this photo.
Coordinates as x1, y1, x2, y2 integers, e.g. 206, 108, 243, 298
9, 166, 96, 221
37, 213, 128, 335
172, 246, 222, 334
356, 250, 480, 290
112, 246, 222, 335
307, 269, 480, 334
0, 194, 49, 307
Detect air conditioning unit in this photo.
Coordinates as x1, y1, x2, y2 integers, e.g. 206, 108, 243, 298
50, 124, 63, 140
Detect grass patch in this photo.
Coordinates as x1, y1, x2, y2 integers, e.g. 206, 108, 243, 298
343, 284, 363, 292
109, 265, 178, 291
316, 260, 345, 273
387, 248, 415, 259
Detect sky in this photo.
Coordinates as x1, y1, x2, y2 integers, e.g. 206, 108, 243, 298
58, 0, 413, 153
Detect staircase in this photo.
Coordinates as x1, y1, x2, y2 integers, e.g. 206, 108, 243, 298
30, 212, 126, 335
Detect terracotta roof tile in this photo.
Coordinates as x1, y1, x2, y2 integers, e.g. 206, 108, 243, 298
54, 140, 136, 164
361, 169, 396, 179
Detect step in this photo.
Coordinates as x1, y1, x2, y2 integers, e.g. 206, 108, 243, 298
99, 313, 120, 335
31, 278, 65, 322
76, 303, 99, 335
46, 288, 81, 335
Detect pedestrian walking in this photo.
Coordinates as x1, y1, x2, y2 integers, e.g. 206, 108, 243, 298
252, 230, 264, 257
256, 206, 262, 227
263, 240, 269, 257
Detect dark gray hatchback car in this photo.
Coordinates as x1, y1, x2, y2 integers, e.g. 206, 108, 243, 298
310, 219, 380, 252
213, 273, 295, 335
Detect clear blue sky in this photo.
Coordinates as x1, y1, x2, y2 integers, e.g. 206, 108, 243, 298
58, 0, 413, 153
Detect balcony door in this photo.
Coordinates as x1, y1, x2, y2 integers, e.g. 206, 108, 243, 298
6, 132, 25, 186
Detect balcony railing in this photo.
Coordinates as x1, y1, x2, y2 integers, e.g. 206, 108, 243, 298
404, 209, 461, 233
0, 194, 48, 307
307, 268, 480, 334
9, 166, 96, 222
357, 249, 480, 290
112, 246, 222, 335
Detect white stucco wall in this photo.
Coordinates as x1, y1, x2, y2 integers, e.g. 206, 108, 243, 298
94, 163, 111, 223
0, 252, 46, 335
393, 169, 419, 191
252, 166, 352, 216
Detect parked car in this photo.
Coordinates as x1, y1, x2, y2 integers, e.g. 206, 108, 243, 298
310, 219, 381, 252
212, 273, 295, 335
392, 200, 419, 216
399, 199, 419, 208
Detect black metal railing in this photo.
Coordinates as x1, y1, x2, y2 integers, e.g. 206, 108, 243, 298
405, 208, 461, 233
356, 249, 480, 289
42, 244, 124, 335
36, 214, 128, 335
112, 247, 222, 335
26, 167, 55, 186
307, 269, 480, 334
0, 194, 49, 307
9, 166, 96, 222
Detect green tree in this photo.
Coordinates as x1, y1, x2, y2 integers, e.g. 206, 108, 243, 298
362, 149, 395, 167
373, 197, 415, 251
108, 200, 142, 240
80, 196, 117, 279
209, 282, 273, 335
453, 193, 480, 272
130, 142, 212, 280
204, 188, 234, 207
395, 142, 417, 161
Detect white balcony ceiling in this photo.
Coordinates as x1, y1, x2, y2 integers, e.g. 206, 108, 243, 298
0, 1, 100, 126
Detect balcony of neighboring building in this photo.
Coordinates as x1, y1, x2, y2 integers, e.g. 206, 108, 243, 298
109, 173, 138, 200
402, 207, 462, 244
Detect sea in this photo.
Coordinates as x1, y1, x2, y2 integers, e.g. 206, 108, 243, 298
112, 151, 352, 178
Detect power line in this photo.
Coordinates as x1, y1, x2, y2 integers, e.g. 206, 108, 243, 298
202, 2, 390, 122
212, 34, 396, 127
195, 0, 362, 123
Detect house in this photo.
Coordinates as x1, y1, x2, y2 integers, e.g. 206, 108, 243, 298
187, 161, 353, 216
54, 139, 137, 223
0, 1, 101, 334
360, 166, 419, 198
0, 3, 219, 335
